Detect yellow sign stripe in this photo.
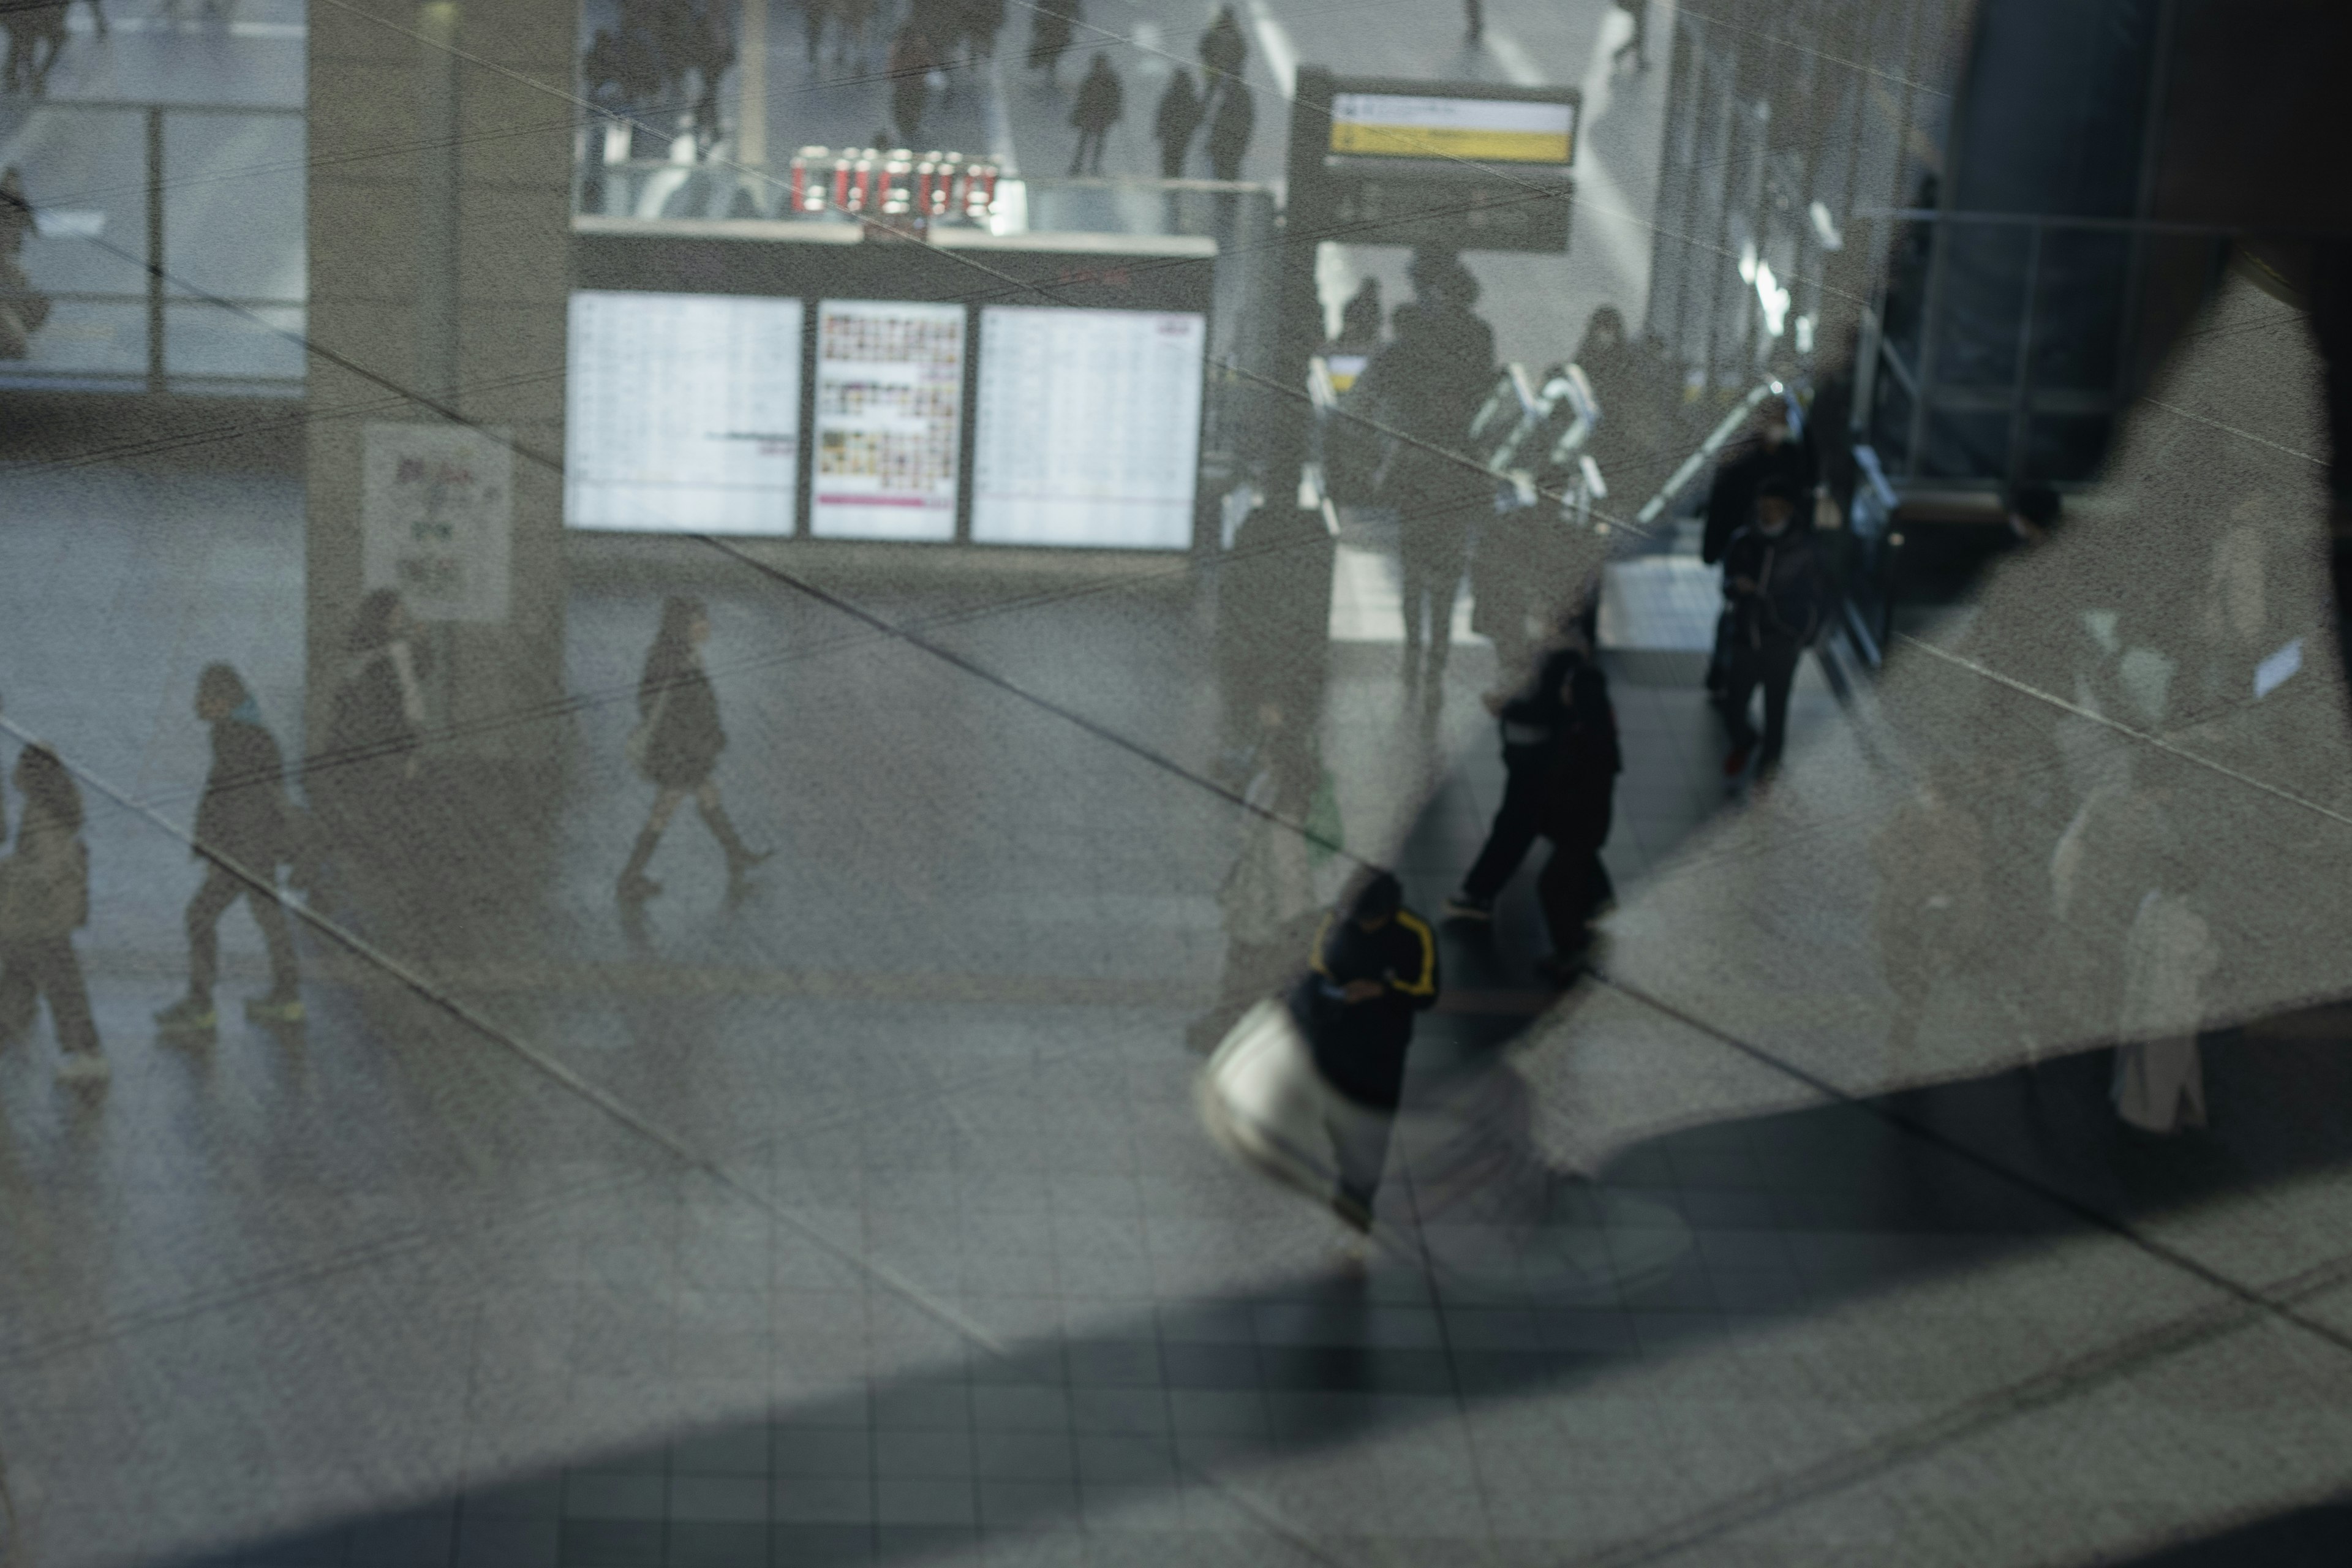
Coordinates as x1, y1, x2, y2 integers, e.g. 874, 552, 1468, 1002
1329, 123, 1572, 163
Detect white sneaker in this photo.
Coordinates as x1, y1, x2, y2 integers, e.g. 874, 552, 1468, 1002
55, 1052, 111, 1085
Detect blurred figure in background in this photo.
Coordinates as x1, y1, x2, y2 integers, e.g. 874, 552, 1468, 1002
319, 587, 429, 880
619, 597, 771, 903
1292, 868, 1439, 1232
1611, 0, 1649, 70
1335, 277, 1381, 351
1027, 0, 1077, 81
157, 664, 303, 1039
0, 744, 104, 1082
1358, 251, 1496, 693
957, 0, 1005, 62
1204, 72, 1254, 181
1068, 52, 1123, 174
1197, 4, 1246, 99
1153, 67, 1204, 178
888, 23, 938, 148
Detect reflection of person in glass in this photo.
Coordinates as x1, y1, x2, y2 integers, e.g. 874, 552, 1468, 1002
1291, 869, 1439, 1232
619, 598, 772, 903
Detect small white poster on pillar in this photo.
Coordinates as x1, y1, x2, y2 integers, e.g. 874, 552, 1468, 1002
361, 423, 514, 623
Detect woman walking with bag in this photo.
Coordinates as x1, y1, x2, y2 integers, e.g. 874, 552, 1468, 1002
619, 597, 771, 903
0, 745, 105, 1083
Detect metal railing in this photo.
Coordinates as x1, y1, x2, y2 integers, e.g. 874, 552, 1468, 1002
1851, 205, 2237, 491
0, 97, 306, 397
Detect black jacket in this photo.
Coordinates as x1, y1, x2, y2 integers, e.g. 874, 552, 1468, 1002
1700, 437, 1814, 565
1537, 657, 1621, 841
640, 655, 726, 789
1292, 907, 1440, 1110
1072, 64, 1124, 131
1721, 523, 1831, 647
195, 712, 290, 870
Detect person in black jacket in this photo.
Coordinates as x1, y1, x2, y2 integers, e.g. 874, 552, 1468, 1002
1152, 67, 1203, 179
1444, 617, 1594, 923
1700, 413, 1814, 701
156, 664, 302, 1037
1359, 252, 1496, 693
619, 597, 771, 903
1532, 644, 1621, 982
1718, 475, 1830, 781
1068, 52, 1123, 174
1290, 868, 1440, 1231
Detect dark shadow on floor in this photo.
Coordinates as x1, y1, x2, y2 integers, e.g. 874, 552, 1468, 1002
153, 1020, 2352, 1567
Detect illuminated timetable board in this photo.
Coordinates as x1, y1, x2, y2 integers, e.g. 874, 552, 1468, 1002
1329, 92, 1576, 165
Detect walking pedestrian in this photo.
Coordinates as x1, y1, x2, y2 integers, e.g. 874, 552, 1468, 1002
1026, 0, 1077, 80
1717, 473, 1830, 782
1701, 415, 1812, 701
1463, 0, 1480, 42
1197, 4, 1246, 98
155, 665, 303, 1038
319, 587, 429, 872
888, 23, 938, 149
1530, 644, 1620, 982
1355, 251, 1495, 690
1153, 67, 1204, 178
959, 0, 1005, 61
1289, 868, 1439, 1232
618, 597, 771, 903
0, 744, 105, 1082
1204, 75, 1253, 181
1068, 52, 1123, 174
1611, 0, 1649, 70
1443, 617, 1591, 923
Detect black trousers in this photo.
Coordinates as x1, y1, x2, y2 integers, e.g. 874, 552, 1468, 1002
1537, 815, 1615, 957
1722, 635, 1804, 769
187, 862, 299, 1003
1460, 750, 1546, 902
1071, 127, 1107, 174
0, 936, 99, 1054
1399, 522, 1470, 672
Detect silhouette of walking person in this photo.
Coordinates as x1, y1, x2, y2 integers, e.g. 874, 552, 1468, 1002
0, 744, 106, 1082
619, 597, 772, 903
156, 664, 304, 1039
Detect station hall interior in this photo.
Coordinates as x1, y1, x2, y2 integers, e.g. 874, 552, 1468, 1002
2, 1, 2352, 1564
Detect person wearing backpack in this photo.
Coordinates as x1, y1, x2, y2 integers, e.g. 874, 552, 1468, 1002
619, 597, 771, 903
0, 744, 105, 1082
156, 664, 303, 1038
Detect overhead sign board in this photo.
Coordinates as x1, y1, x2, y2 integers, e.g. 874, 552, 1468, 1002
1305, 74, 1581, 254
1329, 92, 1576, 165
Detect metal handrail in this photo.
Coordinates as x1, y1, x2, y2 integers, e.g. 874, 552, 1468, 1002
1, 98, 303, 394
1630, 379, 1782, 528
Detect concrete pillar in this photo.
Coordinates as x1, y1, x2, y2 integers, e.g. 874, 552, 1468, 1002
305, 0, 575, 772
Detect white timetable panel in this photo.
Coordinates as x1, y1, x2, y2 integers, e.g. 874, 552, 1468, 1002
971, 307, 1205, 550
565, 291, 802, 535
810, 300, 965, 541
